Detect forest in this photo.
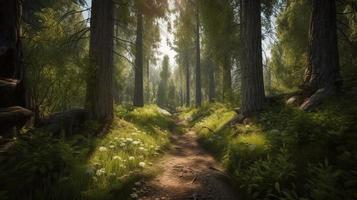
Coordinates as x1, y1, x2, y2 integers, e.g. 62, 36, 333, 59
0, 0, 357, 199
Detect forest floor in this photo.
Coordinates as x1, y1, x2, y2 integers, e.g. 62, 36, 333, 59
133, 119, 239, 200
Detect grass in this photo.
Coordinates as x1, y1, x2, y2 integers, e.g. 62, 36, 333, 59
183, 95, 357, 200
0, 105, 174, 200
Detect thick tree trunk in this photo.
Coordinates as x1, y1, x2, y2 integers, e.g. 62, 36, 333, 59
240, 0, 265, 116
133, 9, 144, 107
208, 59, 216, 103
222, 55, 232, 101
185, 53, 190, 107
195, 2, 202, 107
86, 0, 114, 120
0, 0, 31, 132
300, 0, 341, 111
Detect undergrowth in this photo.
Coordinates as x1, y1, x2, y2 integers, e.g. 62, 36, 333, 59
0, 105, 174, 200
183, 96, 357, 200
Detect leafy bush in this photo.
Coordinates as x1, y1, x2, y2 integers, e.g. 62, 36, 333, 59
0, 133, 78, 199
237, 148, 296, 200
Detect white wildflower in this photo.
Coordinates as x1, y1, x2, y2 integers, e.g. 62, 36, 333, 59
99, 146, 108, 152
129, 156, 135, 160
139, 162, 146, 167
109, 145, 115, 149
113, 156, 121, 160
133, 141, 140, 145
96, 168, 106, 176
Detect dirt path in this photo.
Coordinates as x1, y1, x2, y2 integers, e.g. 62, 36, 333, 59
133, 123, 240, 200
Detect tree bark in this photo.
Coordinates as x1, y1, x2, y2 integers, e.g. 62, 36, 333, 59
195, 1, 202, 107
208, 59, 216, 103
222, 55, 232, 101
133, 8, 144, 107
0, 0, 31, 132
300, 0, 341, 111
240, 0, 265, 116
185, 52, 190, 107
86, 0, 115, 120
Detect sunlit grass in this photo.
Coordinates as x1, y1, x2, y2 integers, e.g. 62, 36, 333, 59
0, 105, 173, 200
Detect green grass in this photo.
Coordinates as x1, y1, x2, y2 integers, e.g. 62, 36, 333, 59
0, 105, 174, 200
184, 96, 357, 200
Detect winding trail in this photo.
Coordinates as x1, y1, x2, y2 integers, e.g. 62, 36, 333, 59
134, 121, 239, 200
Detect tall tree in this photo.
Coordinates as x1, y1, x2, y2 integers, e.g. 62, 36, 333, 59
157, 55, 171, 107
195, 0, 202, 107
200, 0, 236, 102
185, 52, 191, 106
133, 0, 168, 107
300, 0, 342, 110
86, 0, 115, 120
0, 0, 32, 131
133, 4, 144, 107
240, 0, 265, 116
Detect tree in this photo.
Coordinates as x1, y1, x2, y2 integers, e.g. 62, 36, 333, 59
0, 0, 32, 132
157, 55, 171, 108
86, 0, 115, 120
240, 0, 265, 116
133, 0, 168, 107
133, 3, 144, 107
200, 0, 236, 102
195, 0, 202, 107
300, 0, 342, 110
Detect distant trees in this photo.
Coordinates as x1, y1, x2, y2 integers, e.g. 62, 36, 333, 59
86, 0, 115, 120
200, 0, 236, 102
133, 0, 168, 107
157, 55, 171, 108
240, 0, 265, 116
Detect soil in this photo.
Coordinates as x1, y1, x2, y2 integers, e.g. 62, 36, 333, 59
133, 121, 240, 200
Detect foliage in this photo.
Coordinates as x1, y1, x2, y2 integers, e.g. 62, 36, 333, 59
0, 105, 173, 200
186, 96, 357, 199
23, 2, 88, 117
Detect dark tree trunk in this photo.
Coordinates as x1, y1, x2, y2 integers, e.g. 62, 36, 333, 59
195, 1, 202, 107
240, 0, 265, 116
86, 0, 115, 120
133, 9, 144, 107
0, 0, 32, 132
222, 55, 232, 101
300, 0, 341, 111
185, 53, 190, 107
208, 59, 215, 102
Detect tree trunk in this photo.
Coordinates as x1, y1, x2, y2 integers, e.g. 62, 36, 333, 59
0, 0, 32, 132
133, 8, 144, 107
300, 0, 341, 111
222, 55, 232, 101
240, 0, 265, 116
185, 52, 190, 107
195, 1, 202, 107
208, 59, 215, 102
86, 0, 115, 120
